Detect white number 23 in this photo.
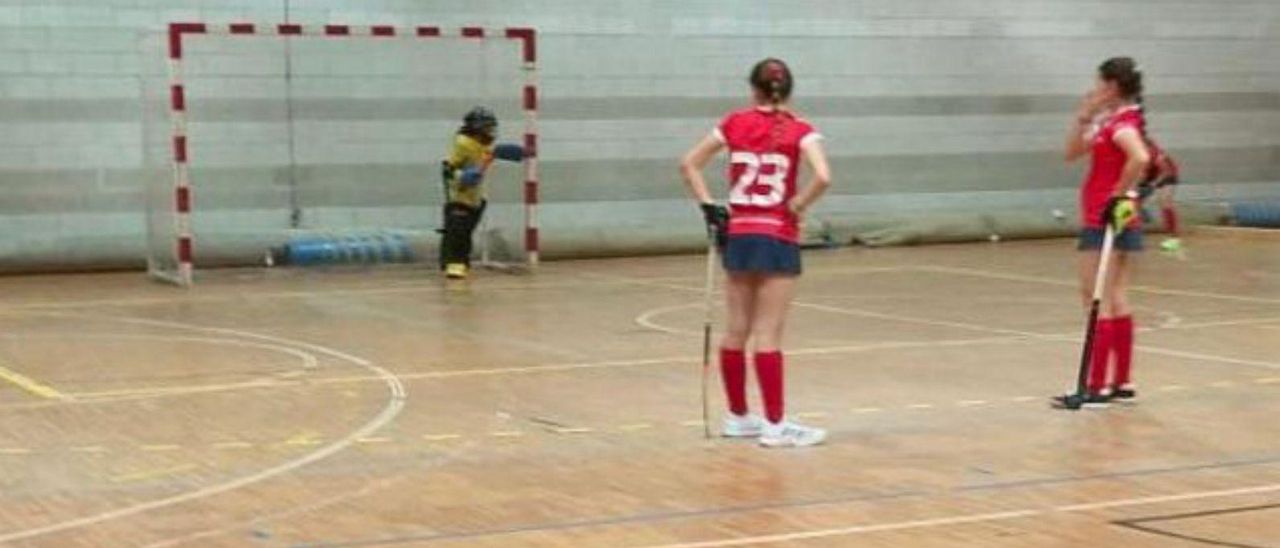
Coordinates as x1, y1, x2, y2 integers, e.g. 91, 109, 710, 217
728, 152, 789, 207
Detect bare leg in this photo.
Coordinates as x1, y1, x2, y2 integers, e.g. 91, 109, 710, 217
748, 275, 797, 351
721, 273, 757, 350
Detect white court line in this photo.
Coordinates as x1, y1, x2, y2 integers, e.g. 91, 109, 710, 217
636, 304, 706, 336
37, 316, 1280, 407
71, 312, 1278, 405
0, 278, 616, 312
0, 333, 319, 371
1138, 346, 1280, 371
645, 482, 1280, 548
2, 332, 321, 402
0, 312, 407, 545
617, 270, 1280, 373
919, 265, 1280, 305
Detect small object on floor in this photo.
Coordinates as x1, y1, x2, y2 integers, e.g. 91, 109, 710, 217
759, 419, 826, 448
721, 413, 764, 438
1161, 237, 1183, 254
445, 263, 469, 279
1051, 392, 1112, 410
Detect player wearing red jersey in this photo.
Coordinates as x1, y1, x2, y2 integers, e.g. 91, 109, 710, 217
1139, 136, 1184, 253
1057, 57, 1151, 408
680, 58, 831, 447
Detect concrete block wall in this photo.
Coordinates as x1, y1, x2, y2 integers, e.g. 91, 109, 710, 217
1, 0, 1278, 271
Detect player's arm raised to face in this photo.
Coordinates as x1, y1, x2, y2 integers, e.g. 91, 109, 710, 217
790, 137, 831, 215
680, 133, 726, 204
1064, 118, 1093, 163
1113, 128, 1151, 195
1064, 92, 1101, 163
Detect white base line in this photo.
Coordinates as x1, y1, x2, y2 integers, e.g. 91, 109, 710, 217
645, 482, 1280, 548
919, 265, 1280, 306
0, 312, 407, 545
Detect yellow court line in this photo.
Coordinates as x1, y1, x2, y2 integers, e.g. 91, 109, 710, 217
111, 463, 198, 484
552, 427, 594, 434
212, 441, 254, 450
0, 361, 69, 401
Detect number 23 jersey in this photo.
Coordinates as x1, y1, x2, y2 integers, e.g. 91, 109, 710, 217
713, 107, 822, 244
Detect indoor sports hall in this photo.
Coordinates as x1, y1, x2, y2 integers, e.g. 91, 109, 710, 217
1, 1, 1278, 546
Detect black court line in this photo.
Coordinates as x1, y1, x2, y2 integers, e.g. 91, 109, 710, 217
1113, 502, 1280, 548
296, 453, 1280, 547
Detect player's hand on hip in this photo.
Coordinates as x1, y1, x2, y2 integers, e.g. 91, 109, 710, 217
700, 203, 729, 247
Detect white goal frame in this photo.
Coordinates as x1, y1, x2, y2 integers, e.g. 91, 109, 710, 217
150, 21, 540, 286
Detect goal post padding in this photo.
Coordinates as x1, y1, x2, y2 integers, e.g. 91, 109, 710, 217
144, 23, 538, 286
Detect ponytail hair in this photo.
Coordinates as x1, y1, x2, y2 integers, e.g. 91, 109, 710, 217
749, 58, 793, 105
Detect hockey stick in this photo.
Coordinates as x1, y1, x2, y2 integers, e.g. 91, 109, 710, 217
700, 232, 718, 439
1057, 222, 1117, 410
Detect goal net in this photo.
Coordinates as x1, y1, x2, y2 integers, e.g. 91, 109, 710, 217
142, 23, 538, 286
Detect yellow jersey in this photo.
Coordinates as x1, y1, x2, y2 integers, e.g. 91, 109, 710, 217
444, 133, 494, 207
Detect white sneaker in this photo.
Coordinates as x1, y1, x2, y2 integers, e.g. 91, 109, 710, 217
759, 419, 827, 448
721, 413, 765, 438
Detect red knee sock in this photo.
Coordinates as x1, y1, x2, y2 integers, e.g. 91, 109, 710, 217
1113, 316, 1134, 387
754, 350, 784, 423
1162, 207, 1180, 236
1087, 319, 1115, 394
719, 348, 748, 416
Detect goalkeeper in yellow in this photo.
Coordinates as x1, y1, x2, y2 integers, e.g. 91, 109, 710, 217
439, 106, 524, 279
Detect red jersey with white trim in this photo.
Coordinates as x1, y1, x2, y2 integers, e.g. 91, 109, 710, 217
713, 107, 822, 244
1081, 105, 1145, 228
1142, 137, 1179, 183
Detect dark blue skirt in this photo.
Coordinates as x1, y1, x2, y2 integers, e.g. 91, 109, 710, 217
723, 234, 801, 276
1078, 227, 1144, 252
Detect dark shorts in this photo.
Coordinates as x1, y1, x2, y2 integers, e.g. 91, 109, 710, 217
722, 235, 801, 276
1078, 227, 1144, 252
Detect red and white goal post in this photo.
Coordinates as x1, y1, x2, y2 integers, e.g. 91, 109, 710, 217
143, 22, 539, 286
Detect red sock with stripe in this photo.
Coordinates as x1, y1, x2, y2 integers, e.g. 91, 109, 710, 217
1087, 319, 1114, 394
719, 347, 748, 416
1162, 208, 1180, 236
1112, 316, 1135, 387
754, 350, 784, 423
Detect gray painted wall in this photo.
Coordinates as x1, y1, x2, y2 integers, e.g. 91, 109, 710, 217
1, 0, 1278, 272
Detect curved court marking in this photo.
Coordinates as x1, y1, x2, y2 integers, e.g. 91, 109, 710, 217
6, 312, 1274, 410
0, 312, 407, 545
610, 270, 1280, 372
0, 331, 322, 403
645, 482, 1280, 548
0, 332, 319, 391
636, 303, 706, 336
2, 307, 1275, 413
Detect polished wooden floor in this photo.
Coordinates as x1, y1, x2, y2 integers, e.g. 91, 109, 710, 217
1, 233, 1278, 547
